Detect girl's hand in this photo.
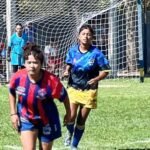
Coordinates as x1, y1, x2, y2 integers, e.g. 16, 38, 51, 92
87, 78, 99, 86
63, 70, 70, 77
63, 113, 71, 126
10, 114, 20, 131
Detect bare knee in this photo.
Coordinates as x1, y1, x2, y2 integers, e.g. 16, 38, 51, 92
20, 130, 38, 150
39, 141, 53, 150
70, 113, 77, 122
70, 103, 79, 122
77, 107, 91, 125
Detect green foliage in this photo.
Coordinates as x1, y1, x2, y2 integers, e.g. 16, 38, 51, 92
0, 79, 150, 150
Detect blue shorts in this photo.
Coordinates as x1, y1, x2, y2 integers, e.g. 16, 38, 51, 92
18, 118, 61, 143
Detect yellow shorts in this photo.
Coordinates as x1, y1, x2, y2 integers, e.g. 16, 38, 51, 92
67, 87, 97, 109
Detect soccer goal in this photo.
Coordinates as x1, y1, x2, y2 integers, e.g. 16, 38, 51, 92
0, 0, 144, 83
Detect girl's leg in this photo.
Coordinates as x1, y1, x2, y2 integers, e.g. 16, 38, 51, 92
64, 103, 79, 146
77, 106, 91, 125
39, 141, 53, 150
70, 103, 79, 122
71, 106, 91, 148
20, 129, 38, 150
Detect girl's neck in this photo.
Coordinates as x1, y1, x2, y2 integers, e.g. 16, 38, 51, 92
16, 32, 22, 37
28, 71, 43, 83
79, 44, 90, 53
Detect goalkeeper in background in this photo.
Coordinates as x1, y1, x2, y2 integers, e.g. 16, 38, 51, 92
8, 43, 71, 150
7, 23, 28, 73
63, 24, 110, 150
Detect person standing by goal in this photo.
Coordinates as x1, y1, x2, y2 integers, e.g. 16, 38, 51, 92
7, 23, 28, 73
63, 24, 111, 150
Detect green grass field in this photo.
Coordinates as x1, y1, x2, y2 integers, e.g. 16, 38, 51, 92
0, 78, 150, 150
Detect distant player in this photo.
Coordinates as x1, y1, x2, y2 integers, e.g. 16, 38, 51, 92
8, 43, 71, 150
63, 24, 110, 150
44, 39, 62, 77
24, 21, 36, 43
8, 23, 28, 73
0, 42, 6, 78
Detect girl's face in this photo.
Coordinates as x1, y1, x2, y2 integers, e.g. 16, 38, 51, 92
78, 28, 93, 46
25, 54, 42, 76
15, 25, 23, 35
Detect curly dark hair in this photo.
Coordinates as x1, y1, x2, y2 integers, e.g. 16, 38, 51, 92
24, 43, 44, 65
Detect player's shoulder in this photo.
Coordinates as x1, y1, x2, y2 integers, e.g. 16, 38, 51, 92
43, 70, 60, 83
11, 68, 27, 80
16, 68, 27, 76
11, 33, 17, 39
90, 45, 103, 54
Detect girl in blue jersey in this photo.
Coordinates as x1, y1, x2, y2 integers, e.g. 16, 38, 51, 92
9, 43, 71, 150
64, 24, 111, 150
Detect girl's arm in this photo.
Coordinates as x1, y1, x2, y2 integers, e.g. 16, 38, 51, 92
9, 93, 20, 131
64, 64, 71, 77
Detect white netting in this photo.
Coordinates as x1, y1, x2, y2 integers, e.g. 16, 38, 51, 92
0, 0, 143, 83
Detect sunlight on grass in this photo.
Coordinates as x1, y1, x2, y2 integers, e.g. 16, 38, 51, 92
0, 79, 150, 149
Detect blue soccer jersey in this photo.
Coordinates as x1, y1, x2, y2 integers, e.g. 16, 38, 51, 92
9, 69, 68, 125
24, 27, 36, 43
8, 33, 27, 65
65, 44, 110, 90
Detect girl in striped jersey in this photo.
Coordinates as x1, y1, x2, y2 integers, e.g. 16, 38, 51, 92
9, 43, 71, 150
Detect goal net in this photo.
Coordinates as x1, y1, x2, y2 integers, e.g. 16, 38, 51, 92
0, 0, 144, 83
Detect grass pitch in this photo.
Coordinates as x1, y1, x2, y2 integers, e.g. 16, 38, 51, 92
0, 78, 150, 150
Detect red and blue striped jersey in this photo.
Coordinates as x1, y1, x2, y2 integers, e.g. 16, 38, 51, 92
9, 69, 68, 125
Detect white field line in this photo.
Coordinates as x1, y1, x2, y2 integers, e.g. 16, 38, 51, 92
99, 84, 130, 88
118, 138, 150, 147
92, 138, 150, 148
3, 145, 22, 150
4, 145, 69, 150
4, 138, 150, 150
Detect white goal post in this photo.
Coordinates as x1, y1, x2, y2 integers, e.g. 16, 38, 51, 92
0, 0, 144, 83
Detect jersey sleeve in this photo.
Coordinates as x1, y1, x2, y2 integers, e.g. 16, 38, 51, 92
65, 47, 73, 65
96, 52, 111, 72
51, 76, 68, 102
9, 73, 18, 97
